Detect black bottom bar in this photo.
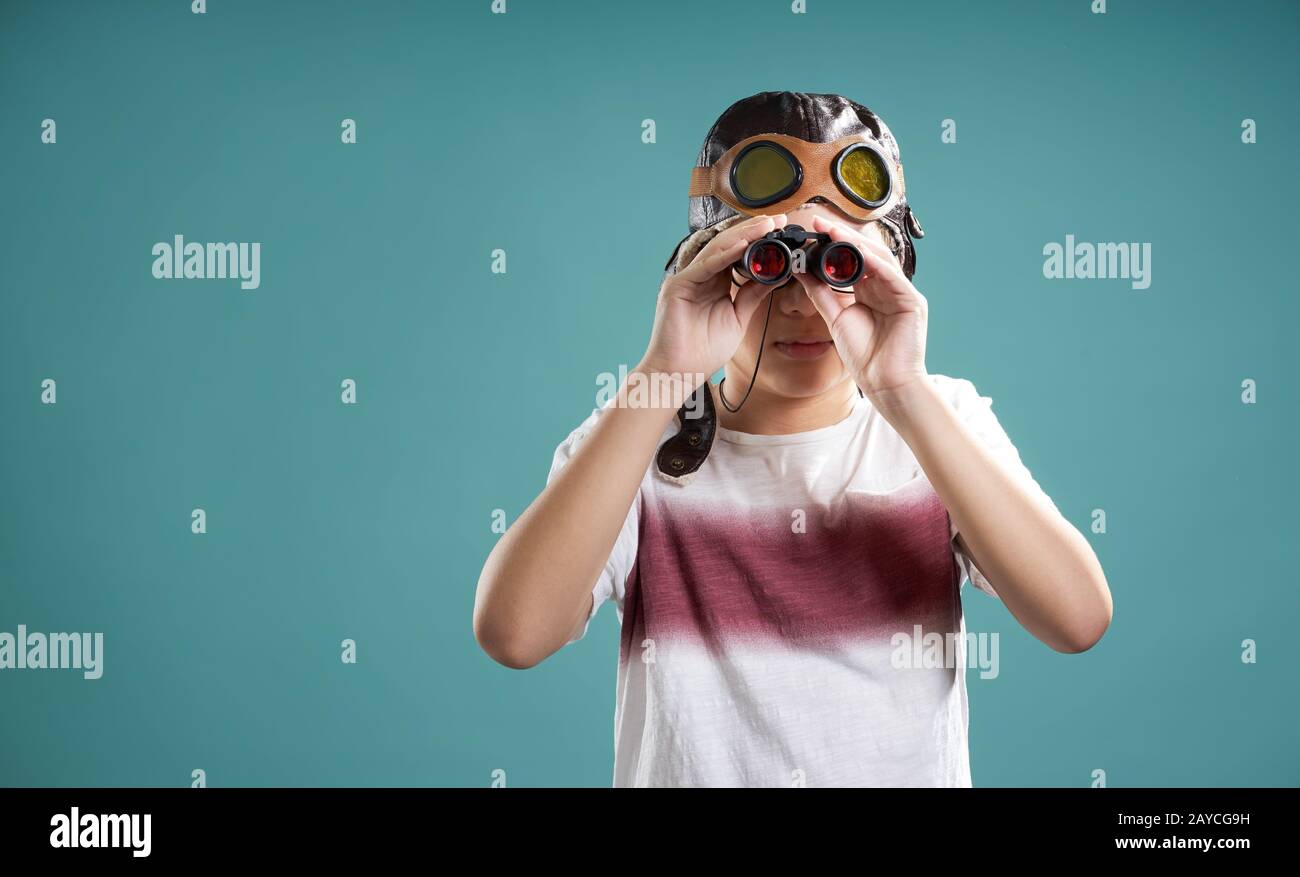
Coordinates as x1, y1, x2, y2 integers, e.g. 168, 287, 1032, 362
0, 788, 1283, 861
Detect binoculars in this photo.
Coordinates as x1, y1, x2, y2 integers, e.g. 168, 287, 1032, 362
733, 224, 864, 289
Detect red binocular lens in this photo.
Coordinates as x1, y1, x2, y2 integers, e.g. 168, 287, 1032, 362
818, 242, 863, 285
747, 240, 792, 284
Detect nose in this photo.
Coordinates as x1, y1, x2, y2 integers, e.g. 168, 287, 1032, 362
776, 276, 819, 317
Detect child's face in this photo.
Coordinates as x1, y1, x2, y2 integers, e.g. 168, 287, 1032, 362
729, 202, 893, 400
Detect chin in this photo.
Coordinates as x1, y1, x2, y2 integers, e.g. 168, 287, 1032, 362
761, 365, 849, 399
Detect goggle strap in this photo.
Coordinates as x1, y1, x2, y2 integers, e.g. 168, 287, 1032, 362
688, 166, 714, 198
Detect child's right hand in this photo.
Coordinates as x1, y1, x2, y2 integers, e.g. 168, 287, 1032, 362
639, 213, 787, 387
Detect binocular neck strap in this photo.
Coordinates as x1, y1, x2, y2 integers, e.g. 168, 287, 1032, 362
655, 382, 718, 482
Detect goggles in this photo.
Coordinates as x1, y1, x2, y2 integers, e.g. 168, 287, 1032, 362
688, 132, 905, 222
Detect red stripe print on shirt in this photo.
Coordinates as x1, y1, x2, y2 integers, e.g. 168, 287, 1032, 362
620, 480, 961, 660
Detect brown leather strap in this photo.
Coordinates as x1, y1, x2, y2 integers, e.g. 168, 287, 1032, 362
688, 166, 714, 198
655, 383, 717, 479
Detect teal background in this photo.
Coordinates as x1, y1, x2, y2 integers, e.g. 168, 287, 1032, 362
1, 0, 1296, 787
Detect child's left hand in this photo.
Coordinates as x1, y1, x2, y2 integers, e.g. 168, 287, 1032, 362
794, 214, 930, 408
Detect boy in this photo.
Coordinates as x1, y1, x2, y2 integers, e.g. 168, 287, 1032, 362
474, 92, 1111, 787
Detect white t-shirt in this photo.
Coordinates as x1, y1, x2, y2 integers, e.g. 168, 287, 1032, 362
548, 374, 1054, 788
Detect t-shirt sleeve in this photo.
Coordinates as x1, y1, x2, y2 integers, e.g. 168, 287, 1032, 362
938, 377, 1060, 600
546, 406, 642, 644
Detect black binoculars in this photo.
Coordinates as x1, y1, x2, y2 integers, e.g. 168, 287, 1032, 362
732, 224, 864, 289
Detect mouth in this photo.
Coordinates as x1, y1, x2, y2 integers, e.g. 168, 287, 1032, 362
772, 338, 834, 360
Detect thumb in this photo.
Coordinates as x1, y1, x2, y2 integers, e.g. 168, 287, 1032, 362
732, 278, 775, 328
794, 272, 846, 329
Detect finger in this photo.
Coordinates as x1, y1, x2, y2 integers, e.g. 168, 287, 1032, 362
807, 220, 897, 314
676, 213, 787, 287
811, 213, 904, 284
810, 215, 920, 315
809, 215, 904, 281
812, 214, 899, 267
712, 211, 789, 253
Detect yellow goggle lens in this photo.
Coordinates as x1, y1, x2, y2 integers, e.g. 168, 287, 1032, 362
838, 147, 890, 205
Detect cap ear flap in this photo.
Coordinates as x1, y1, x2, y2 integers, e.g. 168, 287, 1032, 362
905, 204, 924, 239
878, 203, 919, 280
664, 233, 691, 273
665, 214, 751, 277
